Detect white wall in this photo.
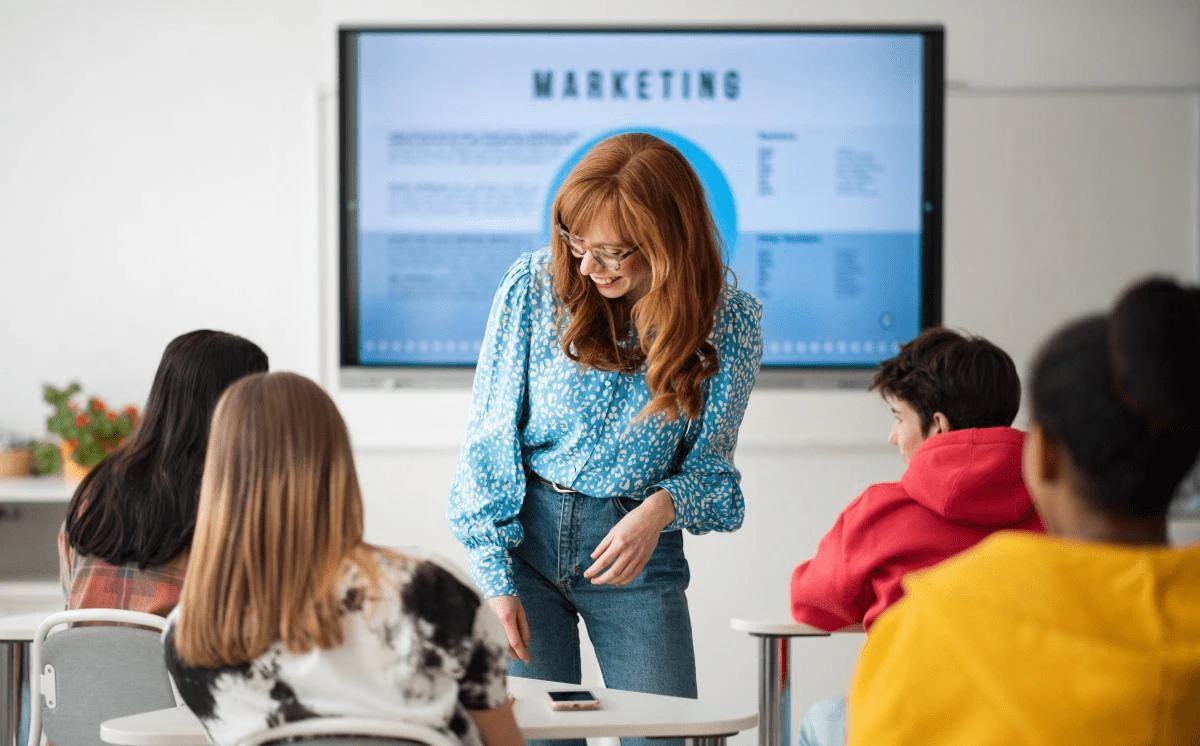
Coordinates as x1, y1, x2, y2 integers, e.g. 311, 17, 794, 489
1, 0, 1198, 742
0, 0, 323, 430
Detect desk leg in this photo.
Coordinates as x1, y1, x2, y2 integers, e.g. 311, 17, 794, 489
757, 635, 790, 746
0, 641, 27, 746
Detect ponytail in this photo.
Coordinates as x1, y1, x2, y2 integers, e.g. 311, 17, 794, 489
1028, 277, 1200, 518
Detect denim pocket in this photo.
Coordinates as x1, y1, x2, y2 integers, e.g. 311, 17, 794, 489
612, 495, 644, 516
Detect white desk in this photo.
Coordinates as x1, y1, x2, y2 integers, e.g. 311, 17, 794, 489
1, 611, 57, 746
730, 619, 837, 746
101, 676, 756, 746
0, 478, 71, 504
0, 612, 54, 643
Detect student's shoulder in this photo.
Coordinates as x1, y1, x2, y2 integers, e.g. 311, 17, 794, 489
841, 481, 913, 523
901, 531, 1037, 603
823, 482, 932, 550
163, 604, 181, 633
368, 546, 487, 607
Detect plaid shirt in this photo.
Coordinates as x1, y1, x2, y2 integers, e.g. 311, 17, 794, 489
58, 524, 187, 616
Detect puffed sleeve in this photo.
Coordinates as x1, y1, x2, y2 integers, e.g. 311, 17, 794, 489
653, 288, 763, 533
447, 254, 535, 598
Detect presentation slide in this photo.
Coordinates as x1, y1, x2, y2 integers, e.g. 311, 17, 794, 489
351, 30, 929, 367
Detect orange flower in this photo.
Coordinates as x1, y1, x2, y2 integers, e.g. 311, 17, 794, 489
75, 413, 89, 428
89, 397, 107, 412
107, 411, 118, 422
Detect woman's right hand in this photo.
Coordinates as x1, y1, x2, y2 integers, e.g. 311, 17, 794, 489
488, 595, 531, 664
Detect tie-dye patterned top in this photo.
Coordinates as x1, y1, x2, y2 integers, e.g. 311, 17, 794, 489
448, 248, 764, 599
162, 549, 509, 746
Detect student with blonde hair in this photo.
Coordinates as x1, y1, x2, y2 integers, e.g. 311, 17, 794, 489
448, 132, 763, 746
165, 372, 522, 746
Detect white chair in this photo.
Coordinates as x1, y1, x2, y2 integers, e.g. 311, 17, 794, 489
27, 609, 179, 746
236, 717, 462, 746
731, 619, 855, 746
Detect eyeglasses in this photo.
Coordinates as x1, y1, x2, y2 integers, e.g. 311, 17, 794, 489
557, 223, 639, 272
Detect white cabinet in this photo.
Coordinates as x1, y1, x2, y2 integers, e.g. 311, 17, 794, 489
0, 477, 69, 614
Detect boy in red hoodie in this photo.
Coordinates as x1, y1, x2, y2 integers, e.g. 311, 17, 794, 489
792, 327, 1043, 746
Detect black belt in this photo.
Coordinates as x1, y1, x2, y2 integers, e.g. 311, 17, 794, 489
529, 472, 579, 494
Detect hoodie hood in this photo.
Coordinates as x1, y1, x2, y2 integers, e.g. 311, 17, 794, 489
900, 427, 1034, 526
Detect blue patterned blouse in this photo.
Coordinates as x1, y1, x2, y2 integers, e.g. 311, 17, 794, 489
448, 248, 763, 598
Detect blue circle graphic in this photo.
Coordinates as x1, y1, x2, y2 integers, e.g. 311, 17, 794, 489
540, 127, 739, 261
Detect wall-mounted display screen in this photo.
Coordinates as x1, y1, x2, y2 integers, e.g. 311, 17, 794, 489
340, 27, 943, 376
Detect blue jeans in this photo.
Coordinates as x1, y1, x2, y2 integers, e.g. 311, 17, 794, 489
798, 695, 846, 746
20, 675, 30, 746
510, 477, 697, 746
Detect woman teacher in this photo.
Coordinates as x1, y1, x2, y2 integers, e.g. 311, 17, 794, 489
449, 132, 762, 744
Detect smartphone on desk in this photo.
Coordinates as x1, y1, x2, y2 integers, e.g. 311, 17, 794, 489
546, 689, 601, 711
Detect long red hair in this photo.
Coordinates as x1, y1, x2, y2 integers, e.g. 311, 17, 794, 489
551, 133, 725, 421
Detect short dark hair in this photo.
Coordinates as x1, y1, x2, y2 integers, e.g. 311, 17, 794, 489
871, 327, 1020, 432
1029, 278, 1200, 519
66, 330, 269, 568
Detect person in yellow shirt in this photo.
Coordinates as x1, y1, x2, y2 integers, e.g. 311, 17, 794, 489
848, 277, 1200, 745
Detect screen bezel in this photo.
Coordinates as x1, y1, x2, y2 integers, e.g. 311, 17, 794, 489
338, 25, 944, 388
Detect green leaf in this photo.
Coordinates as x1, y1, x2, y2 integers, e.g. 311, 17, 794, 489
49, 411, 83, 439
73, 438, 106, 468
44, 382, 85, 437
29, 442, 62, 476
43, 382, 80, 406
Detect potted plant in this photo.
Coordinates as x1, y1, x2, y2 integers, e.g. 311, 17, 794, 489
0, 430, 35, 477
42, 383, 138, 482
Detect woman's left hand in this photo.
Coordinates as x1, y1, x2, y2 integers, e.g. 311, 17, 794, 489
585, 490, 676, 586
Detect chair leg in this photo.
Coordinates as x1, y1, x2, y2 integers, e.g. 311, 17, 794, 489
757, 635, 790, 746
0, 641, 27, 746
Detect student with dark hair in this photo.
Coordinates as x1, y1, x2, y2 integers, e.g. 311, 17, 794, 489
870, 327, 1021, 444
848, 278, 1200, 744
59, 329, 268, 614
791, 327, 1042, 746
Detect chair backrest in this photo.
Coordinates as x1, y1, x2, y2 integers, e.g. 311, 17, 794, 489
27, 609, 178, 746
236, 717, 461, 746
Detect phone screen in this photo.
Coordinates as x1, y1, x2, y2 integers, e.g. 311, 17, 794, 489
547, 690, 597, 702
